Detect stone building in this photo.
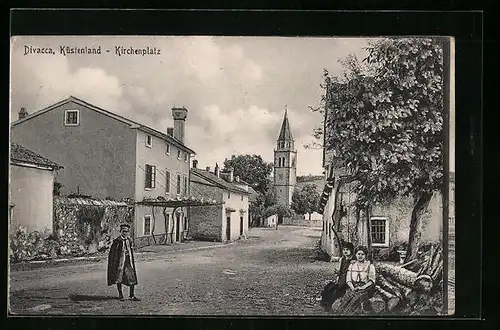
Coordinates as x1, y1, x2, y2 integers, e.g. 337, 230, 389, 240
273, 106, 297, 210
189, 162, 251, 242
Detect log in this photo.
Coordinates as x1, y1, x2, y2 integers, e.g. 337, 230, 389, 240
431, 259, 444, 283
377, 274, 403, 298
377, 263, 433, 293
429, 250, 443, 275
375, 285, 400, 311
414, 274, 434, 293
407, 291, 419, 307
417, 249, 433, 276
367, 293, 386, 313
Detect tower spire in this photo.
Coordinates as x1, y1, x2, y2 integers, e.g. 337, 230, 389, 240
278, 105, 293, 141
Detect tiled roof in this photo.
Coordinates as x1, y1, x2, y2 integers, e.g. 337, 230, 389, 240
11, 96, 196, 155
191, 168, 250, 195
247, 186, 259, 202
10, 143, 62, 169
278, 109, 294, 141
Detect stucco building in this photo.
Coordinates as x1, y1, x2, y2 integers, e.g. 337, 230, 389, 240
189, 163, 251, 242
10, 96, 197, 246
9, 143, 63, 234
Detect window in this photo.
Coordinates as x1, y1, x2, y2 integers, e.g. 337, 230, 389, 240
241, 195, 243, 201
286, 141, 290, 148
64, 110, 79, 126
176, 174, 181, 194
165, 170, 171, 193
228, 191, 231, 199
177, 150, 181, 159
145, 164, 156, 189
166, 144, 171, 155
144, 215, 151, 235
370, 217, 389, 247
146, 134, 152, 148
184, 153, 188, 162
183, 176, 188, 194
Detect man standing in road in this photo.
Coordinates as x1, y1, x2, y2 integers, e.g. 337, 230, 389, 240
107, 224, 141, 301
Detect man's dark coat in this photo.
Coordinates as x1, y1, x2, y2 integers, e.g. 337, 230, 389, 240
107, 236, 138, 286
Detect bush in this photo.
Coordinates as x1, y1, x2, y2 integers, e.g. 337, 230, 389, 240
10, 227, 46, 262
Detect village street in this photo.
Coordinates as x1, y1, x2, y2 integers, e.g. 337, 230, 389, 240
9, 226, 336, 316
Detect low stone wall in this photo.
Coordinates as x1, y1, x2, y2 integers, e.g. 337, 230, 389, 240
53, 197, 134, 256
283, 216, 322, 228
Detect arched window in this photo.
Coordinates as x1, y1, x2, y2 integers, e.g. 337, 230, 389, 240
285, 141, 290, 148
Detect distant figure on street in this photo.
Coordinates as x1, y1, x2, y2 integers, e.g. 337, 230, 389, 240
320, 242, 355, 311
107, 224, 141, 301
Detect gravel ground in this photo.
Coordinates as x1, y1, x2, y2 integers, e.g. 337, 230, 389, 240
9, 226, 337, 316
9, 226, 454, 316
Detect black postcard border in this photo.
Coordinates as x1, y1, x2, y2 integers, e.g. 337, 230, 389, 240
6, 8, 484, 329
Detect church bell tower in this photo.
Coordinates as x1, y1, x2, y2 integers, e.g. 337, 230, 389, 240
273, 105, 297, 207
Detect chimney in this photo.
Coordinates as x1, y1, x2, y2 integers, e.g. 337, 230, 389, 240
192, 159, 198, 169
228, 167, 234, 182
18, 107, 28, 120
167, 127, 174, 137
214, 163, 220, 177
171, 107, 188, 143
205, 166, 211, 172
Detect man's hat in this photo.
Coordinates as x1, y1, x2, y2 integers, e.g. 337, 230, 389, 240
120, 224, 131, 230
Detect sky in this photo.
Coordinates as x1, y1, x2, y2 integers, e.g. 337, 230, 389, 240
9, 36, 454, 175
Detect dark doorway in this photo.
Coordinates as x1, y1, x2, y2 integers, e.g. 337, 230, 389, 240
278, 214, 283, 225
240, 216, 244, 236
226, 214, 231, 241
175, 214, 181, 242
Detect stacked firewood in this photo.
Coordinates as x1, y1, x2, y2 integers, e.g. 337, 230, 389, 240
367, 245, 444, 313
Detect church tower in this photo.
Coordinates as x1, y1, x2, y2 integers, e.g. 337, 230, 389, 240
274, 106, 297, 207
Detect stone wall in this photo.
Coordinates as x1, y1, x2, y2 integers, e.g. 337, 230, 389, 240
189, 205, 223, 241
53, 197, 134, 255
283, 216, 322, 228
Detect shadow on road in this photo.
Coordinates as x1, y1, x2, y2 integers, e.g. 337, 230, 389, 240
68, 294, 118, 302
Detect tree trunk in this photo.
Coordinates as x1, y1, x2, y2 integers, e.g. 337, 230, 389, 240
366, 205, 373, 260
162, 206, 168, 245
376, 274, 403, 298
308, 213, 312, 220
405, 191, 433, 263
331, 176, 358, 257
151, 206, 157, 244
376, 263, 433, 293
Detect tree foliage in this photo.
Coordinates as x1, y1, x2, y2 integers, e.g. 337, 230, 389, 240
291, 184, 320, 219
264, 203, 294, 219
318, 38, 445, 261
249, 179, 277, 226
223, 155, 274, 195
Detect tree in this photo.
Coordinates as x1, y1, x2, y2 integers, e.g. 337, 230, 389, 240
264, 203, 294, 219
291, 184, 320, 220
317, 38, 444, 262
223, 155, 273, 195
249, 181, 277, 227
